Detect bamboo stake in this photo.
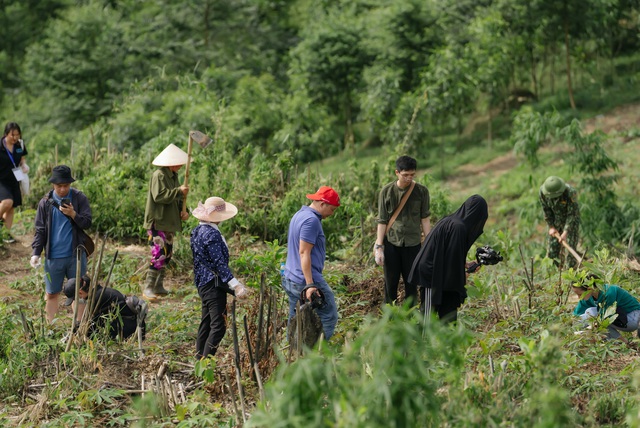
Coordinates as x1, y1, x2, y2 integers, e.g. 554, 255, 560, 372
224, 370, 242, 423
244, 315, 265, 402
65, 248, 83, 352
264, 292, 273, 359
256, 273, 265, 362
230, 299, 247, 422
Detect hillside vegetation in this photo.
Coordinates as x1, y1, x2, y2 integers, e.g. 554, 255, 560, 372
2, 0, 640, 426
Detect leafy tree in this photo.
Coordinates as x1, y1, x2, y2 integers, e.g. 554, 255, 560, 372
358, 0, 444, 145
0, 0, 71, 92
289, 9, 372, 151
22, 3, 130, 129
466, 9, 514, 145
218, 73, 286, 155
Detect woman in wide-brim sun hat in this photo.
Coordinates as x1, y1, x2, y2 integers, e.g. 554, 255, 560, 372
190, 196, 248, 359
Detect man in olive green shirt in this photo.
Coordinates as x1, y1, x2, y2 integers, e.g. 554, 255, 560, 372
143, 143, 189, 299
375, 156, 431, 306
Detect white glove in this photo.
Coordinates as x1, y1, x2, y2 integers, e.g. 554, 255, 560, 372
233, 284, 248, 299
374, 247, 385, 266
30, 255, 41, 269
21, 162, 30, 173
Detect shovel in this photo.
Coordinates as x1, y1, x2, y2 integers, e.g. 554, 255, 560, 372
552, 231, 583, 264
182, 130, 213, 213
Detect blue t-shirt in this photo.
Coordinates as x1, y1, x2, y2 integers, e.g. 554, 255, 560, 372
49, 191, 73, 259
284, 205, 326, 285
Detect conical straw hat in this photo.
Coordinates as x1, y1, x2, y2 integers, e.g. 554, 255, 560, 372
152, 143, 189, 166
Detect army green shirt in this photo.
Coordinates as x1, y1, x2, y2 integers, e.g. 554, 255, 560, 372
143, 167, 184, 232
377, 181, 430, 247
539, 185, 580, 235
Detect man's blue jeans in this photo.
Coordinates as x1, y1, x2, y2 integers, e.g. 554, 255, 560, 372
282, 276, 338, 340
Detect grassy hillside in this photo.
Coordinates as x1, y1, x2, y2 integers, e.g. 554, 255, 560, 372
2, 96, 640, 426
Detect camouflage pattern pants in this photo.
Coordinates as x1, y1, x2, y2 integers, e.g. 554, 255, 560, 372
547, 229, 579, 269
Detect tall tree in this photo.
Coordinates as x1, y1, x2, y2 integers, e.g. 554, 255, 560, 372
22, 3, 130, 129
0, 0, 70, 96
289, 11, 371, 150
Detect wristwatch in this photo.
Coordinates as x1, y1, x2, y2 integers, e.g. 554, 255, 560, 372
375, 244, 384, 249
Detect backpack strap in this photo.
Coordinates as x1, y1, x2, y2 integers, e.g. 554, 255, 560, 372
384, 181, 415, 237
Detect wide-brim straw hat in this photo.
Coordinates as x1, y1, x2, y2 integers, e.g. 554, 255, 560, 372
541, 176, 567, 199
192, 197, 238, 222
152, 143, 189, 166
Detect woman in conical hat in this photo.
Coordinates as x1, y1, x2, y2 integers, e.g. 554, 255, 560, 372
142, 144, 190, 300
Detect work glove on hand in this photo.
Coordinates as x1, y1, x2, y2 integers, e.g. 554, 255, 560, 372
233, 283, 248, 299
374, 247, 385, 266
30, 255, 41, 269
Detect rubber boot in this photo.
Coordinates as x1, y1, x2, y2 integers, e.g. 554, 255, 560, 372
143, 269, 159, 300
153, 269, 169, 296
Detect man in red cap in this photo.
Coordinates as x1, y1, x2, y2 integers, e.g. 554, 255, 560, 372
282, 186, 340, 340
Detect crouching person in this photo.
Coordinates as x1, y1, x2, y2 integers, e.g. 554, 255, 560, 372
64, 275, 147, 340
572, 273, 640, 340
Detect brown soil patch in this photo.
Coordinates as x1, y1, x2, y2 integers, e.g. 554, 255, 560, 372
0, 233, 33, 298
583, 103, 640, 135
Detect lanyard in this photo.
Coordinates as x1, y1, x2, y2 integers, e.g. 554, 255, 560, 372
2, 139, 17, 168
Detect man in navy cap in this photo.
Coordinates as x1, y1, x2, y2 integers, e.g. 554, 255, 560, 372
31, 165, 92, 324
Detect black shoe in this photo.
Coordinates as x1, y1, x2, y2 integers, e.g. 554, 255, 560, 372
3, 236, 16, 244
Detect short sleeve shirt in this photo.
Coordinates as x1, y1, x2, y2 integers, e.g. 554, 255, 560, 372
284, 205, 326, 284
377, 181, 430, 247
0, 138, 28, 183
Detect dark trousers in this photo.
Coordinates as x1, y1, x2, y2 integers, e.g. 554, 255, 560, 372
420, 288, 461, 324
196, 280, 228, 359
383, 242, 421, 306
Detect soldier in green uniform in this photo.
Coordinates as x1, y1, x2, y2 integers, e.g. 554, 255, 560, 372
539, 176, 580, 268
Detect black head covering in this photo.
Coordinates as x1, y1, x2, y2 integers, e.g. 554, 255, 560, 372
451, 194, 488, 249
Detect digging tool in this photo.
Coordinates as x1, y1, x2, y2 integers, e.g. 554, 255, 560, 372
182, 130, 213, 213
552, 231, 583, 264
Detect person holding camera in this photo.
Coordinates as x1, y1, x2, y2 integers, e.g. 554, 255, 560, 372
408, 194, 489, 323
31, 165, 92, 324
0, 122, 28, 243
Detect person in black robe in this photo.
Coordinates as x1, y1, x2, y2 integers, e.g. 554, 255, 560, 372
408, 194, 488, 323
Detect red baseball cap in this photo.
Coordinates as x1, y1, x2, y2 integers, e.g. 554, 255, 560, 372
306, 186, 340, 207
